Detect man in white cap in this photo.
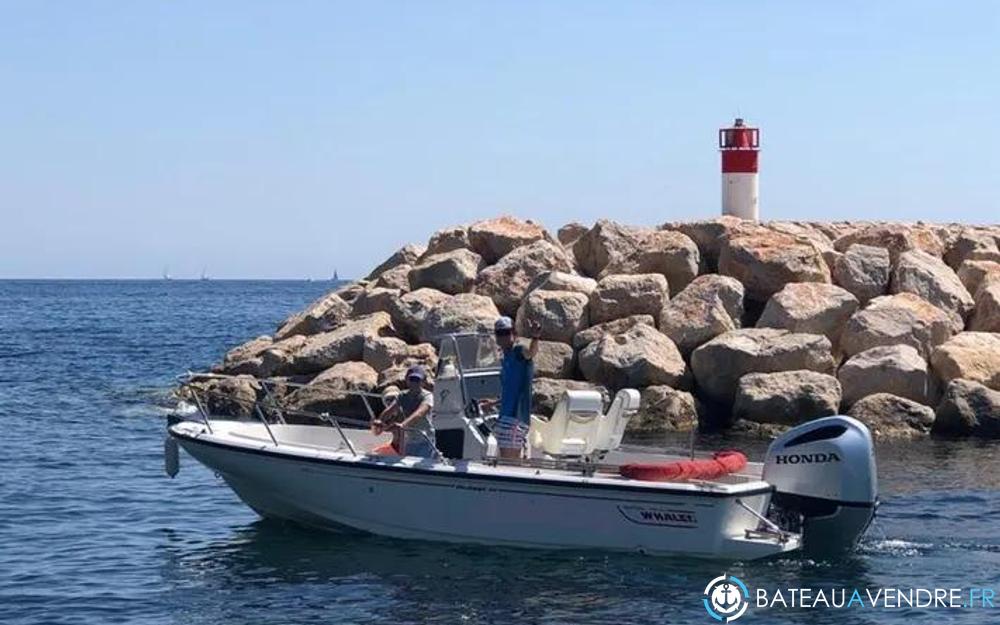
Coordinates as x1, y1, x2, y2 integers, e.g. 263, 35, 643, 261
492, 315, 539, 459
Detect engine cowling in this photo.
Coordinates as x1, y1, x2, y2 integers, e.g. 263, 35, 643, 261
762, 415, 877, 554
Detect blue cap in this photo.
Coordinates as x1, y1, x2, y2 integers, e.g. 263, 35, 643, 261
405, 365, 426, 381
494, 316, 514, 332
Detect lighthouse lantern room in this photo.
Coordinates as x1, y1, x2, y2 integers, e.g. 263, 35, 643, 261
719, 118, 760, 221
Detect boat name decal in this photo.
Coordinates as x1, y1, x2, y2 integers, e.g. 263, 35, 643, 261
773, 452, 841, 465
617, 505, 697, 528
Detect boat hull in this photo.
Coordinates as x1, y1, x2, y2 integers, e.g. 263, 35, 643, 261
172, 426, 797, 560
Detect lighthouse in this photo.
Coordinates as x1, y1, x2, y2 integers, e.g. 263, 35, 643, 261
719, 118, 760, 221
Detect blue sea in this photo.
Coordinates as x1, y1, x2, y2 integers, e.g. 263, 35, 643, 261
2, 279, 1000, 625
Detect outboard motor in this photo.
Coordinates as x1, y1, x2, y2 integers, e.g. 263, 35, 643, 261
762, 416, 877, 554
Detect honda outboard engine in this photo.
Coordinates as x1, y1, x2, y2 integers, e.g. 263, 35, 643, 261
762, 416, 877, 554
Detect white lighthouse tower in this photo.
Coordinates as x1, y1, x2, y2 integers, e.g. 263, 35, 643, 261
719, 118, 760, 221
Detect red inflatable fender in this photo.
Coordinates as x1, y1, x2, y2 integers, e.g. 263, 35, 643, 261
619, 450, 748, 482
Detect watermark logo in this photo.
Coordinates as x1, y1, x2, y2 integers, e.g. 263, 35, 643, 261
704, 574, 749, 622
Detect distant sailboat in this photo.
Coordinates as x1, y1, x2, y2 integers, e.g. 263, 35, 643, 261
332, 269, 339, 281
162, 266, 172, 281
200, 266, 210, 281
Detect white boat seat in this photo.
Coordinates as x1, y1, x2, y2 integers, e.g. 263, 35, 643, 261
593, 389, 641, 453
529, 390, 604, 457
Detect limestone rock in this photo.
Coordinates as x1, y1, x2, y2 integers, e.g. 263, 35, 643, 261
833, 223, 944, 261
838, 344, 932, 408
578, 324, 689, 391
572, 315, 655, 350
573, 220, 700, 292
588, 273, 670, 325
659, 274, 745, 357
557, 222, 589, 247
840, 293, 953, 359
274, 290, 352, 340
757, 282, 858, 352
718, 230, 831, 303
957, 260, 1000, 297
931, 332, 1000, 391
847, 393, 934, 439
970, 281, 1000, 332
690, 329, 835, 405
933, 379, 1000, 438
944, 229, 1000, 270
377, 363, 436, 392
633, 386, 701, 434
287, 312, 394, 374
423, 225, 470, 258
524, 271, 597, 297
468, 215, 549, 264
661, 216, 749, 272
366, 244, 425, 281
373, 264, 412, 291
531, 340, 576, 379
362, 336, 437, 374
408, 249, 483, 295
733, 370, 841, 425
331, 281, 367, 304
833, 244, 891, 304
421, 293, 500, 343
515, 290, 589, 344
891, 249, 973, 332
184, 375, 260, 418
218, 336, 272, 375
532, 378, 608, 417
385, 288, 451, 344
258, 335, 309, 377
475, 240, 575, 316
284, 361, 379, 421
351, 287, 402, 316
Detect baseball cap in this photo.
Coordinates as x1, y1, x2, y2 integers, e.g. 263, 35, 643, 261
494, 316, 514, 333
405, 365, 426, 381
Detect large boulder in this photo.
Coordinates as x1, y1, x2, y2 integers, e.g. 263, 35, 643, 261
373, 264, 412, 291
475, 240, 575, 316
421, 293, 500, 343
366, 243, 425, 281
351, 287, 402, 316
532, 378, 609, 417
385, 288, 451, 344
423, 225, 470, 258
718, 230, 831, 303
661, 216, 749, 272
468, 216, 550, 264
733, 370, 841, 426
588, 274, 670, 325
557, 222, 589, 247
839, 293, 953, 359
257, 335, 309, 377
408, 249, 484, 295
933, 379, 1000, 438
515, 290, 590, 344
833, 223, 944, 261
287, 312, 394, 374
633, 386, 702, 434
524, 270, 597, 297
832, 244, 891, 304
578, 324, 689, 391
957, 260, 1000, 296
658, 274, 744, 357
531, 341, 576, 379
690, 329, 835, 405
218, 335, 273, 375
362, 336, 437, 374
944, 229, 1000, 270
970, 281, 1000, 332
756, 283, 858, 353
274, 290, 352, 340
572, 314, 655, 350
891, 249, 973, 332
931, 332, 1000, 391
847, 393, 934, 439
838, 344, 932, 408
184, 375, 260, 418
283, 361, 379, 421
573, 220, 699, 292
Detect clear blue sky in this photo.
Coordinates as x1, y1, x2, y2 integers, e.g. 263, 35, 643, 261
3, 1, 997, 279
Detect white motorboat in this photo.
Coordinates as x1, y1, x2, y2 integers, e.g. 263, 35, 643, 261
166, 333, 878, 560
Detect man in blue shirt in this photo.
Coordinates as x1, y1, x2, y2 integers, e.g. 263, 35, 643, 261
492, 316, 539, 459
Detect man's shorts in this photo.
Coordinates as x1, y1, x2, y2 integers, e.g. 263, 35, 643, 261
494, 416, 529, 450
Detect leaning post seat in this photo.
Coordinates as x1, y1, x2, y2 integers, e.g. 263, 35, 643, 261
593, 389, 641, 453
529, 390, 605, 457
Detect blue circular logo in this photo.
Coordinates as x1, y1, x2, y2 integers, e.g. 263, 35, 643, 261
703, 574, 749, 622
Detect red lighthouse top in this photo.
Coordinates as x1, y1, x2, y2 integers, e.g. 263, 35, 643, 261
719, 118, 759, 173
